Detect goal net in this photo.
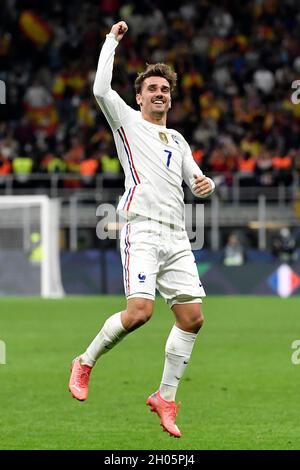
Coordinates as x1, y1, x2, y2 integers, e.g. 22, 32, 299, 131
0, 196, 64, 297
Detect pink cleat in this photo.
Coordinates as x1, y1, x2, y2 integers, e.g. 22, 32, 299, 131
69, 357, 92, 401
146, 391, 182, 438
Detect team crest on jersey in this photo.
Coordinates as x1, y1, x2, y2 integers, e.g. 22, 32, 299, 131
138, 272, 146, 283
159, 132, 168, 144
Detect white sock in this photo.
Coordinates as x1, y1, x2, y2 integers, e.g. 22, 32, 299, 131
159, 325, 198, 401
80, 312, 128, 367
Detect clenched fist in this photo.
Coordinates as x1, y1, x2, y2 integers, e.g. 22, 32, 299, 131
192, 174, 213, 197
110, 21, 128, 42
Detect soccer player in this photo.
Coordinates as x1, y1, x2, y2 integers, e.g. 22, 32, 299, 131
69, 21, 215, 438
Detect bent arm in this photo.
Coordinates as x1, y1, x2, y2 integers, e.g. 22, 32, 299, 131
182, 142, 215, 198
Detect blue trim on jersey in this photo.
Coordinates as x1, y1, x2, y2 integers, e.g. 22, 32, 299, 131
123, 188, 132, 209
123, 224, 129, 295
117, 129, 138, 185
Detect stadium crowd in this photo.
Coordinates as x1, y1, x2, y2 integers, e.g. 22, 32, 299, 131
1, 0, 300, 188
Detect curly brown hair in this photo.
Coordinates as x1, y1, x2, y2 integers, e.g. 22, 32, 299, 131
134, 63, 177, 94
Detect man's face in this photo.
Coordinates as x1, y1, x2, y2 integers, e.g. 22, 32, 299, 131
136, 76, 171, 118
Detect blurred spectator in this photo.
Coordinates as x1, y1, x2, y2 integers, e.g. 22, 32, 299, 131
237, 152, 256, 186
63, 136, 85, 172
24, 79, 58, 136
255, 148, 274, 186
271, 227, 298, 263
62, 136, 84, 189
40, 151, 66, 174
253, 67, 275, 95
272, 153, 293, 186
24, 79, 52, 108
0, 154, 11, 186
224, 233, 245, 266
12, 146, 34, 186
100, 145, 122, 189
0, 131, 18, 160
80, 154, 99, 188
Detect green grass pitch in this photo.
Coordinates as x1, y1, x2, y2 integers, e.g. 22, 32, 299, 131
0, 296, 300, 450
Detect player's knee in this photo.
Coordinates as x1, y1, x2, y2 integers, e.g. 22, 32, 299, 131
184, 310, 204, 333
126, 298, 153, 330
194, 311, 204, 331
174, 303, 204, 333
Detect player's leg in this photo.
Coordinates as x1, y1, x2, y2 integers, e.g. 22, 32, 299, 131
69, 298, 154, 401
146, 302, 203, 438
80, 297, 154, 367
158, 233, 205, 403
159, 302, 203, 402
69, 220, 157, 401
146, 230, 205, 437
172, 301, 204, 333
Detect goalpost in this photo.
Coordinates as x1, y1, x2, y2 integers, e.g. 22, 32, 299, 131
0, 195, 64, 298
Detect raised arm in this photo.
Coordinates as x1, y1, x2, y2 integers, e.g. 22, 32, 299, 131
182, 141, 215, 198
93, 21, 133, 130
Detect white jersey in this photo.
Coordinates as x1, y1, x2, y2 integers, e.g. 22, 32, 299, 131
93, 33, 215, 229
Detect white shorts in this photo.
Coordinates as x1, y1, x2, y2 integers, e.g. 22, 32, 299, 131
120, 218, 206, 308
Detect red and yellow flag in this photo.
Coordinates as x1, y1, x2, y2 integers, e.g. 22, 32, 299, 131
19, 11, 52, 47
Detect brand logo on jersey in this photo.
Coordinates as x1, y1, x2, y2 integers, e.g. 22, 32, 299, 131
159, 132, 168, 144
171, 134, 179, 145
138, 272, 146, 283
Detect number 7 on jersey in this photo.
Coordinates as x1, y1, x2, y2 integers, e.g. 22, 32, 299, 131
164, 150, 172, 168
